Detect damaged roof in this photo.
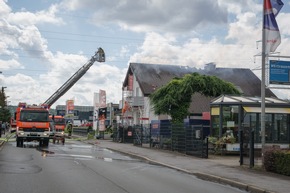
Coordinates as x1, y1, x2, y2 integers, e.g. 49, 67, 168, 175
124, 63, 277, 113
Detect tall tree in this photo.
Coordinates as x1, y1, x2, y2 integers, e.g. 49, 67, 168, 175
150, 72, 240, 123
0, 90, 11, 122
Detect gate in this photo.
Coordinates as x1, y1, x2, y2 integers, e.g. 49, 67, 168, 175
133, 124, 151, 146
240, 127, 256, 167
185, 125, 208, 158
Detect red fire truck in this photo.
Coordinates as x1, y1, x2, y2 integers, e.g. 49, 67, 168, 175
15, 103, 51, 147
49, 115, 66, 144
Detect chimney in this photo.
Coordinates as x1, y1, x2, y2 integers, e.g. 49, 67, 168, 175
204, 63, 216, 71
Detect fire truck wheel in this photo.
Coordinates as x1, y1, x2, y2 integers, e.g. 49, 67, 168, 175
16, 138, 20, 147
43, 139, 49, 146
39, 140, 43, 147
20, 139, 24, 147
16, 138, 23, 147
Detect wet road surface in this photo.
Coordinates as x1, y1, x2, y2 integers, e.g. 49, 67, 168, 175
0, 140, 247, 193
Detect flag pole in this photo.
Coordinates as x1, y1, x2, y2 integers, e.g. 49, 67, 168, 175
261, 0, 266, 163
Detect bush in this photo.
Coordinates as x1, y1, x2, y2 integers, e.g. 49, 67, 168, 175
264, 149, 277, 172
275, 151, 290, 176
208, 136, 217, 144
264, 149, 290, 176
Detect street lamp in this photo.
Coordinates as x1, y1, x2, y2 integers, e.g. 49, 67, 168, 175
2, 86, 7, 93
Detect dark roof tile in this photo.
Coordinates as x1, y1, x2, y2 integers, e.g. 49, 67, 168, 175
125, 63, 276, 113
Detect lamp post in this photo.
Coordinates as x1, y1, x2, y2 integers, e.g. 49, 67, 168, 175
2, 86, 7, 93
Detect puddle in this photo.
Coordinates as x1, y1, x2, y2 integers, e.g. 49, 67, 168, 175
35, 143, 142, 164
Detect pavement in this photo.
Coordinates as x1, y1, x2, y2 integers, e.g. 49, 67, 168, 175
0, 131, 11, 150
1, 134, 289, 193
85, 138, 290, 193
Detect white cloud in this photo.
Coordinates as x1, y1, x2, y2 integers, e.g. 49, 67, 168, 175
7, 4, 64, 26
61, 0, 228, 33
218, 0, 261, 15
226, 12, 259, 44
278, 13, 290, 37
129, 31, 256, 69
0, 59, 22, 69
0, 0, 11, 16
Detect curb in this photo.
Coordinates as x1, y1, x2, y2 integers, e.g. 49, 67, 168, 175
103, 147, 275, 193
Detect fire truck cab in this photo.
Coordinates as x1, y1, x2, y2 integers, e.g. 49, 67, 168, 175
49, 115, 66, 144
15, 103, 51, 147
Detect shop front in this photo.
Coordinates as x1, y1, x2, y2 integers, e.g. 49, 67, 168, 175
210, 95, 290, 152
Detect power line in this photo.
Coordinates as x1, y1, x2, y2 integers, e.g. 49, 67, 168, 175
39, 29, 145, 42
0, 26, 256, 47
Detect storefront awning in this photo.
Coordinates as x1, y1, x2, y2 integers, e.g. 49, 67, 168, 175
243, 107, 290, 114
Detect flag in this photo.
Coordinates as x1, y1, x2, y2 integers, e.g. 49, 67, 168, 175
270, 0, 284, 17
264, 0, 283, 54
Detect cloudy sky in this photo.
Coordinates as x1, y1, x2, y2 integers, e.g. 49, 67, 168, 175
1, 0, 290, 108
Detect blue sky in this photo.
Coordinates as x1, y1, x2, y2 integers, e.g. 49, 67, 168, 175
1, 0, 290, 108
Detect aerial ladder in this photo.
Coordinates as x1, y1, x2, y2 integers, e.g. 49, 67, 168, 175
43, 48, 105, 108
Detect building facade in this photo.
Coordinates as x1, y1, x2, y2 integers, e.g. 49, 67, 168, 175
210, 95, 290, 150
56, 103, 121, 127
121, 63, 277, 126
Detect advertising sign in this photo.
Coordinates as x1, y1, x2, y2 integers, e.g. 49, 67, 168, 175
99, 89, 106, 108
99, 90, 106, 131
270, 60, 290, 85
66, 100, 74, 117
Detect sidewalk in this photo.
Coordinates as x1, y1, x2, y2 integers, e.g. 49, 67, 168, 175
87, 139, 290, 193
0, 131, 11, 149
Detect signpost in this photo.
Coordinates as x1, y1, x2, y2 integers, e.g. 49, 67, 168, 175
270, 60, 290, 85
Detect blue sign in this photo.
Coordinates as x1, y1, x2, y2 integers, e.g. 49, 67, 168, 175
270, 60, 290, 85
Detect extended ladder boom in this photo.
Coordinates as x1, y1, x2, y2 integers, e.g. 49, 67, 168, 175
44, 48, 105, 107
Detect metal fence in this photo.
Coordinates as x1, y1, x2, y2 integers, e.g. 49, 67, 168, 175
150, 123, 208, 158
72, 127, 88, 136
113, 123, 209, 158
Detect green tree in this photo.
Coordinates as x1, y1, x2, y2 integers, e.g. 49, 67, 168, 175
149, 72, 240, 123
0, 90, 11, 122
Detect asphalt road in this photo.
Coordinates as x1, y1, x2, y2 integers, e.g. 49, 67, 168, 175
0, 139, 247, 193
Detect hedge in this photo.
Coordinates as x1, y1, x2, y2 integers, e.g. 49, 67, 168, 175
264, 149, 290, 176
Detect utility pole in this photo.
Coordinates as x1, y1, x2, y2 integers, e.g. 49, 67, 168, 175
261, 0, 266, 162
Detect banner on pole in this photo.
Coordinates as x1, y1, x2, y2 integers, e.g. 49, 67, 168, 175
264, 0, 283, 54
